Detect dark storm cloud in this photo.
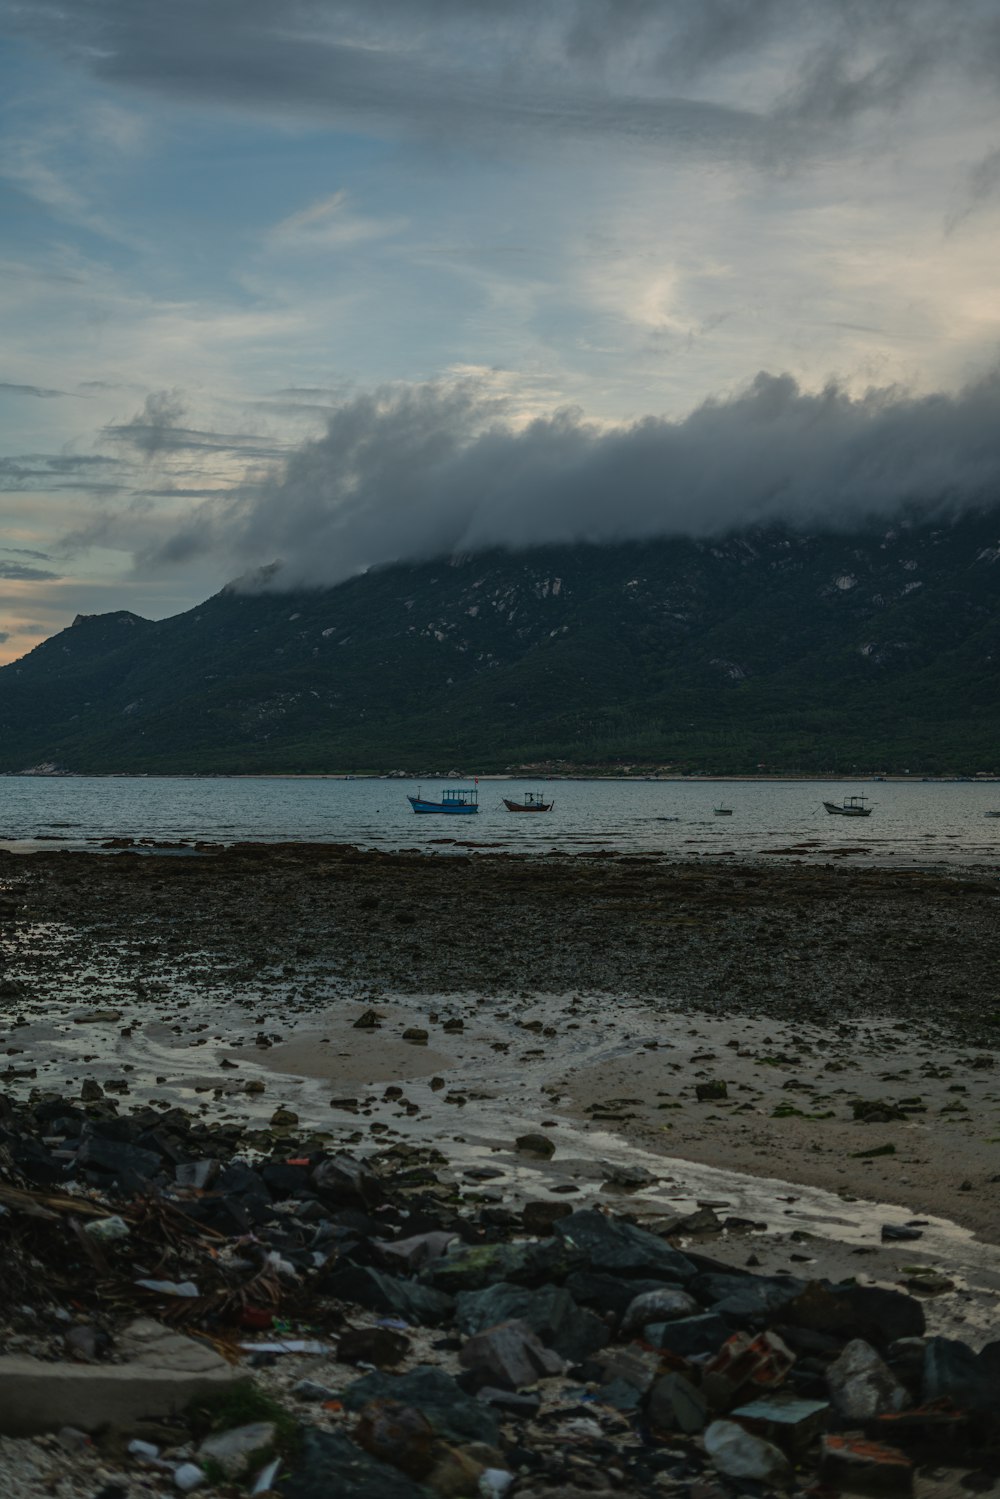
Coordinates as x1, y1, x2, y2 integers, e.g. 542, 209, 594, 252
5, 0, 993, 161
137, 369, 1000, 588
0, 381, 66, 399
3, 546, 53, 560
104, 391, 290, 460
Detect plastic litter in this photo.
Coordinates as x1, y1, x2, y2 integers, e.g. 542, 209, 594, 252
251, 1457, 282, 1493
83, 1215, 130, 1242
136, 1278, 200, 1297
173, 1463, 207, 1492
238, 1339, 332, 1354
479, 1470, 515, 1498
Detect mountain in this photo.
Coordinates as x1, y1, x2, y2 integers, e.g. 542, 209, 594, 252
1, 512, 999, 774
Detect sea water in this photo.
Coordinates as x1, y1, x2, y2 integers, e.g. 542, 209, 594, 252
2, 774, 999, 867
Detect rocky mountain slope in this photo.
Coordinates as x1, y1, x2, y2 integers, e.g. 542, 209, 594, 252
1, 510, 998, 773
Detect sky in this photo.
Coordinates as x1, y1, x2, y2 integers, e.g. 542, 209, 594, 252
3, 1, 1000, 663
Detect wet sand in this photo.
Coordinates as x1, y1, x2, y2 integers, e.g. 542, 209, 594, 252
0, 843, 998, 1247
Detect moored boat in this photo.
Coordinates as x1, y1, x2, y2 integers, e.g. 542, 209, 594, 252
713, 805, 733, 816
407, 786, 479, 814
502, 790, 554, 812
823, 795, 873, 817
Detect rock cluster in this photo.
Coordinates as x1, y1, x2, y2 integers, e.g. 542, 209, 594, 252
0, 1091, 998, 1497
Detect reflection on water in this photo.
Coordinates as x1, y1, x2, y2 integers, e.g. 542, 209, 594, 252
1, 774, 1000, 867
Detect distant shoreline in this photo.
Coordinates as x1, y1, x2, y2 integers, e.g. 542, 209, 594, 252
4, 770, 999, 782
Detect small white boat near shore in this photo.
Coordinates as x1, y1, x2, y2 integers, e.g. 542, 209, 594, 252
823, 795, 873, 817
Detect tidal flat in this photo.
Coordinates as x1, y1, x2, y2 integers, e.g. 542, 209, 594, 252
1, 843, 998, 1247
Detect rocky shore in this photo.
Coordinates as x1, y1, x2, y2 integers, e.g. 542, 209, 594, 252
1, 1091, 998, 1498
0, 842, 998, 1494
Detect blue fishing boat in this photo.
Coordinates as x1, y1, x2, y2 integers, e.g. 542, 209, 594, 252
407, 785, 479, 814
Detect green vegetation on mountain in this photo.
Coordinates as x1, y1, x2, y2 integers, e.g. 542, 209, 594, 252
1, 511, 998, 774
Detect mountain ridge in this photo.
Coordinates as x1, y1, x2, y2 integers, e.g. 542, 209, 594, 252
1, 512, 998, 775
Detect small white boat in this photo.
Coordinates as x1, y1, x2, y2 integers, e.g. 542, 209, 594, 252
713, 805, 733, 816
823, 795, 873, 817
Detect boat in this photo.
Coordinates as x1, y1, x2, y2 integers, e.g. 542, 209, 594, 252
713, 805, 733, 816
407, 786, 479, 814
823, 795, 873, 817
985, 810, 1000, 819
502, 791, 554, 813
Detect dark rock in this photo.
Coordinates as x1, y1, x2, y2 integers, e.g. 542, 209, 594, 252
923, 1337, 999, 1411
853, 1099, 908, 1124
261, 1161, 312, 1196
293, 1379, 338, 1402
312, 1154, 385, 1209
565, 1272, 683, 1322
340, 1367, 499, 1447
784, 1282, 924, 1347
337, 1327, 411, 1368
353, 1009, 383, 1029
175, 1160, 220, 1191
695, 1081, 728, 1102
554, 1210, 695, 1282
596, 1343, 660, 1399
454, 1283, 607, 1363
705, 1275, 805, 1328
838, 1285, 926, 1347
653, 1313, 730, 1359
77, 1135, 163, 1185
827, 1339, 910, 1419
322, 1266, 455, 1326
354, 1400, 436, 1478
521, 1200, 573, 1235
426, 1238, 576, 1294
620, 1287, 698, 1335
476, 1386, 541, 1416
277, 1428, 427, 1499
648, 1371, 709, 1435
459, 1319, 564, 1391
600, 1375, 646, 1413
515, 1133, 555, 1158
2, 1133, 63, 1186
374, 1231, 457, 1274
881, 1224, 923, 1242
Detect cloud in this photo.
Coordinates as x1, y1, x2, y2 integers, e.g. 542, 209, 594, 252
104, 390, 289, 460
947, 145, 1000, 234
0, 561, 61, 581
0, 453, 126, 493
266, 190, 407, 254
0, 380, 66, 398
133, 367, 1000, 588
9, 0, 995, 171
3, 546, 53, 560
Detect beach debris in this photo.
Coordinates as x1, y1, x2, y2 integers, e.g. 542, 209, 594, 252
703, 1418, 792, 1484
0, 1087, 995, 1498
197, 1420, 277, 1478
819, 1433, 914, 1495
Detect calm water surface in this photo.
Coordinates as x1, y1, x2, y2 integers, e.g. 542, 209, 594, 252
2, 775, 1000, 867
